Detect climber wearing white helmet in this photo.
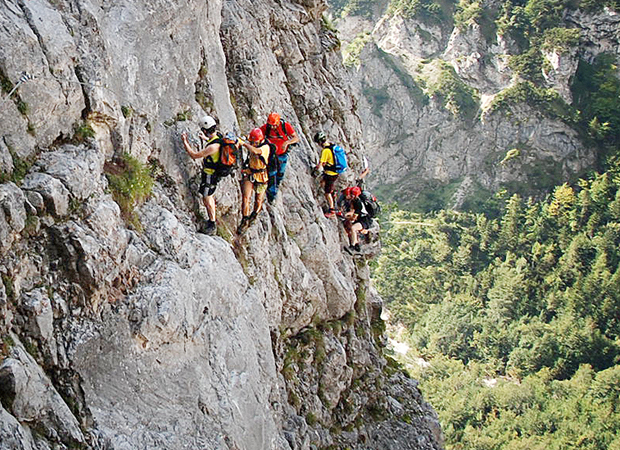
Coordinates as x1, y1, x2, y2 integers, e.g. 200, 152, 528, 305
181, 114, 222, 235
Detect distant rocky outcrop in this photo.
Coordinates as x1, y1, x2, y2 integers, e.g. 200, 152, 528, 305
337, 2, 620, 209
0, 0, 441, 449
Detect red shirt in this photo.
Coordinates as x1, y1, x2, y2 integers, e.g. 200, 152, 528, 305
260, 121, 296, 156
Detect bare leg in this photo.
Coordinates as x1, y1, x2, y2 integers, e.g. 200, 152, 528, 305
204, 195, 216, 222
241, 179, 254, 217
351, 222, 363, 245
254, 191, 266, 215
325, 192, 335, 211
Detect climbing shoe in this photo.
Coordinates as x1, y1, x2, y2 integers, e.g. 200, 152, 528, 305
324, 208, 336, 218
249, 211, 258, 222
344, 243, 361, 255
237, 216, 250, 234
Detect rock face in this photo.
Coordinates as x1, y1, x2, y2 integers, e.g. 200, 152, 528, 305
0, 1, 441, 449
338, 5, 620, 209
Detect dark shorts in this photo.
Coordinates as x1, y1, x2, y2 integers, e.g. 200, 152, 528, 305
199, 171, 220, 197
355, 215, 373, 230
322, 173, 338, 194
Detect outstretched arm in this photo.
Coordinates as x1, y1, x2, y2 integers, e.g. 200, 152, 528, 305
182, 132, 218, 159
242, 141, 267, 155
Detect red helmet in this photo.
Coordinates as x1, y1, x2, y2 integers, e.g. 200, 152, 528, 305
351, 186, 361, 197
249, 128, 264, 142
267, 112, 280, 126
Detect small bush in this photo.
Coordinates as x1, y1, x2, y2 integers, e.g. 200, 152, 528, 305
388, 0, 448, 22
0, 71, 13, 94
425, 61, 480, 121
105, 154, 154, 231
489, 81, 579, 124
121, 105, 133, 118
73, 121, 95, 142
16, 99, 29, 116
343, 32, 372, 68
454, 0, 483, 29
509, 46, 546, 83
341, 0, 376, 18
542, 27, 581, 54
176, 110, 192, 122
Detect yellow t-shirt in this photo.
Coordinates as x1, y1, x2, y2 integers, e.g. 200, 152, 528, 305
249, 143, 270, 183
202, 135, 221, 175
320, 146, 337, 176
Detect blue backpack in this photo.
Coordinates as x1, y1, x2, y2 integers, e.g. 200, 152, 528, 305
325, 144, 348, 174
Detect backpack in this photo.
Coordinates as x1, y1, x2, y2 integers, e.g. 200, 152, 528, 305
325, 144, 348, 174
214, 141, 238, 176
203, 134, 238, 177
254, 141, 278, 173
360, 190, 381, 218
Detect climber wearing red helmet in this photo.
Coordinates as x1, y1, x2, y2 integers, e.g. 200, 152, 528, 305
260, 112, 299, 203
238, 127, 272, 233
342, 186, 371, 254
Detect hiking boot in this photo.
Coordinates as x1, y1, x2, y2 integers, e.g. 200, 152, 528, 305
204, 220, 216, 235
344, 245, 360, 255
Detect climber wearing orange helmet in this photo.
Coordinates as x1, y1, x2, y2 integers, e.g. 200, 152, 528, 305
260, 112, 299, 203
238, 127, 272, 233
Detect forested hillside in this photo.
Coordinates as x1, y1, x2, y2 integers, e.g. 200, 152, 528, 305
336, 0, 620, 447
373, 165, 620, 448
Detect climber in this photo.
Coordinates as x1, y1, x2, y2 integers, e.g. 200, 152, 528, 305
313, 131, 348, 218
260, 112, 299, 203
238, 127, 272, 233
341, 186, 371, 254
181, 115, 225, 235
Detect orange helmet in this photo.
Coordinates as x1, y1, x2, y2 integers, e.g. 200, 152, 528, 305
267, 112, 281, 126
249, 128, 264, 142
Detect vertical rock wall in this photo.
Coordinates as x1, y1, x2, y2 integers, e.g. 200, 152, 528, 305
0, 0, 441, 449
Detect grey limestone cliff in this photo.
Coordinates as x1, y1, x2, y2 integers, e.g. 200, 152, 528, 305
0, 0, 441, 449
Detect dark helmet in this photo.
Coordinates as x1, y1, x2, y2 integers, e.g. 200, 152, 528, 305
313, 131, 326, 144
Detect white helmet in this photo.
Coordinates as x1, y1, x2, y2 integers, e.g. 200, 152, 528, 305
200, 115, 216, 129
